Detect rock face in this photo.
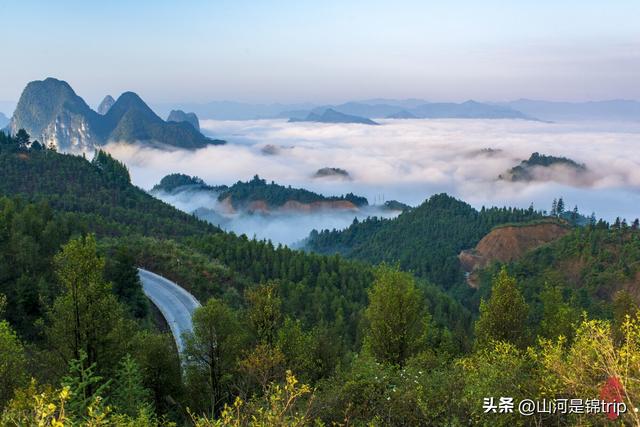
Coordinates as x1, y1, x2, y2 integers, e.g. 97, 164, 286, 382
9, 78, 101, 152
10, 78, 224, 152
97, 95, 115, 115
459, 221, 570, 288
289, 108, 379, 125
167, 110, 200, 131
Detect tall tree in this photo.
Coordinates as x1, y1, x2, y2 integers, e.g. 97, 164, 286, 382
474, 267, 529, 349
0, 320, 28, 408
539, 284, 578, 340
132, 331, 182, 416
47, 235, 132, 375
104, 245, 148, 319
14, 129, 30, 147
364, 266, 425, 366
556, 197, 565, 216
184, 298, 245, 415
246, 282, 282, 345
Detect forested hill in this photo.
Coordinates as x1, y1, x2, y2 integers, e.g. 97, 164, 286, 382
151, 173, 224, 193
0, 131, 217, 238
500, 152, 587, 182
0, 130, 472, 351
305, 193, 543, 289
477, 220, 640, 320
6, 129, 640, 425
219, 175, 369, 209
152, 173, 369, 210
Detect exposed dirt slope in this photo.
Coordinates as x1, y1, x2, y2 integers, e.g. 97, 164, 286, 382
460, 221, 570, 287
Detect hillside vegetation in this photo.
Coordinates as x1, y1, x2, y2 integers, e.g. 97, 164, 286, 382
2, 129, 640, 425
306, 193, 543, 289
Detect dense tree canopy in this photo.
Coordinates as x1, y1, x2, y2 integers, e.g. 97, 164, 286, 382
2, 132, 640, 425
306, 193, 543, 289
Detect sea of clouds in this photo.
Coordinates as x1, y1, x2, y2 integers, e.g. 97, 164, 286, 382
105, 118, 640, 244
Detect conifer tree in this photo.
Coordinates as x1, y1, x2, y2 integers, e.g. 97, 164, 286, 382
112, 354, 152, 417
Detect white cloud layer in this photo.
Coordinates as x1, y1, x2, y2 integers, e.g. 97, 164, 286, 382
105, 119, 640, 243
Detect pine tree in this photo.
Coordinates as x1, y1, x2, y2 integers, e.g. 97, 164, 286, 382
104, 246, 148, 318
556, 197, 565, 216
112, 354, 153, 417
571, 205, 579, 224
14, 129, 30, 147
61, 352, 111, 418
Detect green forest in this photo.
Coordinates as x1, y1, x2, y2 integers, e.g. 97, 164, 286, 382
2, 130, 640, 426
153, 173, 369, 210
306, 194, 543, 291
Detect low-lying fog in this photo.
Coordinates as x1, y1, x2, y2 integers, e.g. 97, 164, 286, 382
106, 119, 640, 245
153, 187, 400, 245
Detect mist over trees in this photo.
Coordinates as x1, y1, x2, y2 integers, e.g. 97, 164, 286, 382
1, 130, 640, 425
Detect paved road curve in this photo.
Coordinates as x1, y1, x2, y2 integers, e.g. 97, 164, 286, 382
138, 268, 201, 354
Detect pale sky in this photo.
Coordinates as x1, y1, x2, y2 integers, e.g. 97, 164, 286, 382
1, 0, 639, 105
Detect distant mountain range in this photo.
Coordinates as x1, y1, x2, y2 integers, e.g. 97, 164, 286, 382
386, 110, 416, 119
155, 100, 317, 121
164, 99, 534, 121
167, 109, 200, 131
289, 108, 379, 125
308, 100, 532, 120
157, 99, 534, 120
159, 98, 640, 122
500, 99, 640, 122
8, 78, 224, 152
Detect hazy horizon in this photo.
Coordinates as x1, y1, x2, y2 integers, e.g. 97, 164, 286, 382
1, 1, 638, 106
102, 118, 640, 244
2, 85, 640, 119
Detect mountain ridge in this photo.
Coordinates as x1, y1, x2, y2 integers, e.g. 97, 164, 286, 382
167, 109, 200, 131
97, 95, 115, 114
9, 78, 224, 151
289, 108, 379, 125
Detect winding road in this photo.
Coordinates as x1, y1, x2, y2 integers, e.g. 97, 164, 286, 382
138, 268, 201, 355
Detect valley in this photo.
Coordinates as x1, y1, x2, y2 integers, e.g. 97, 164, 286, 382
2, 2, 639, 424
0, 69, 639, 427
